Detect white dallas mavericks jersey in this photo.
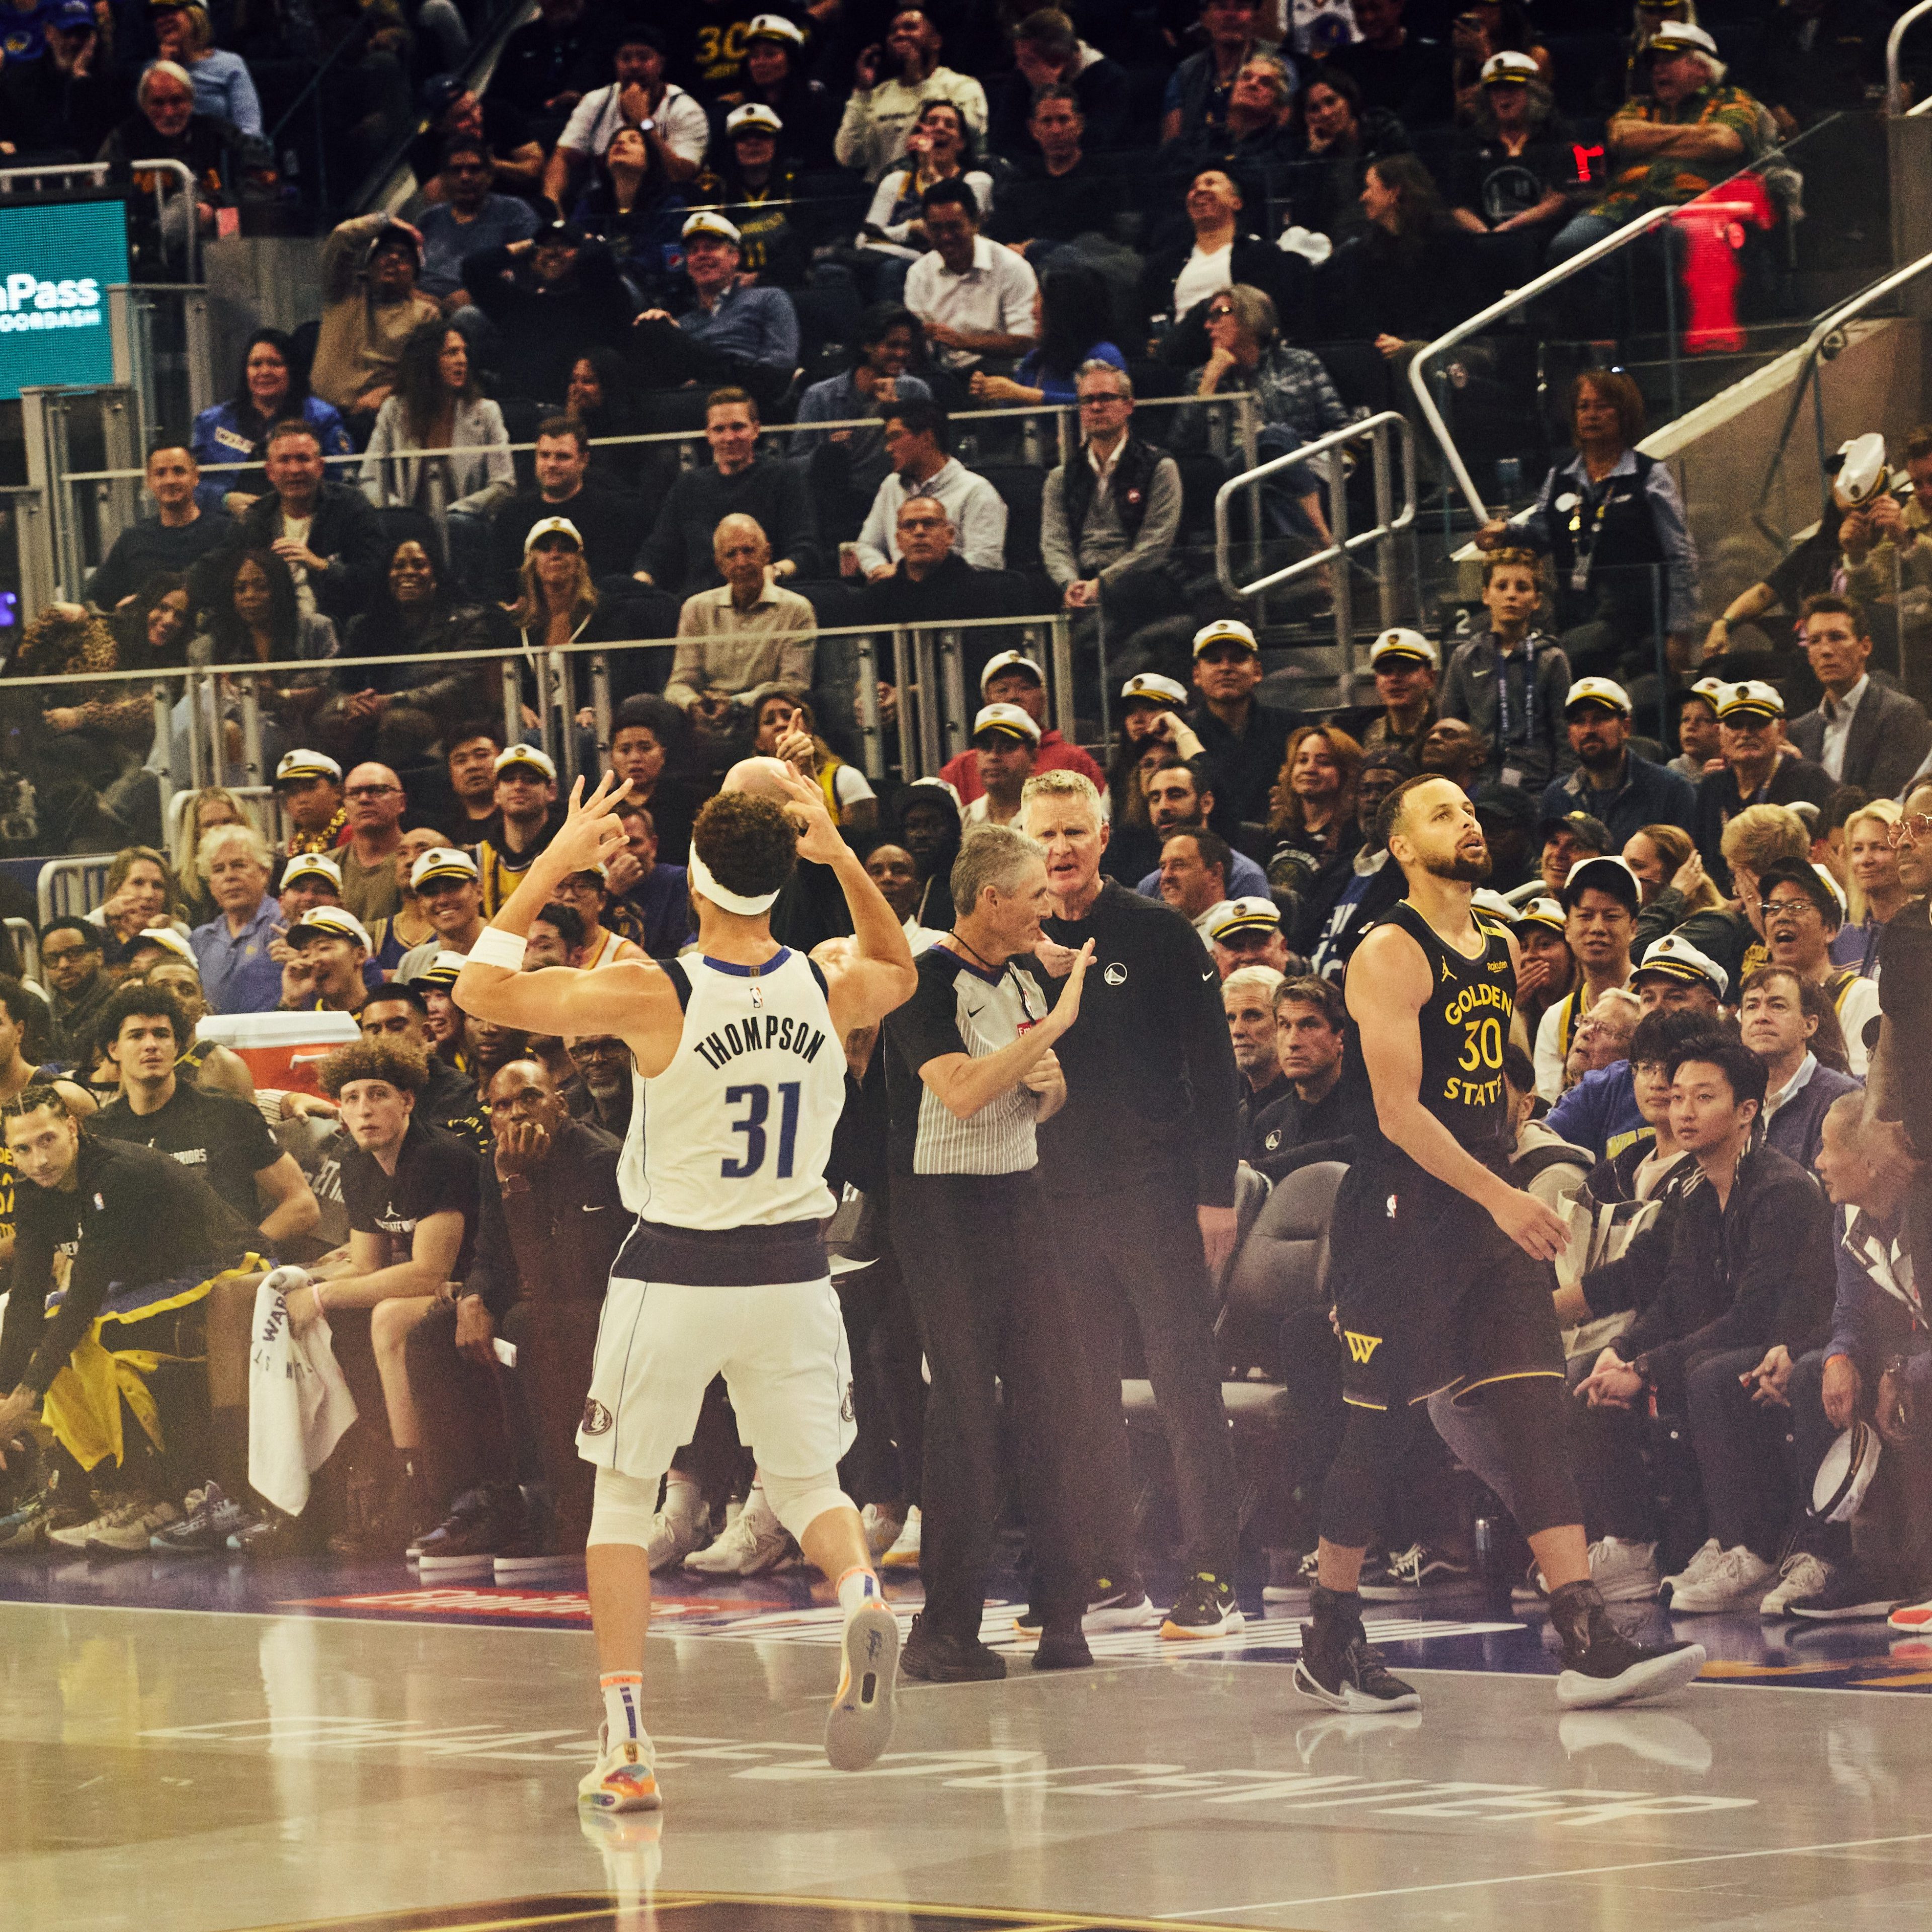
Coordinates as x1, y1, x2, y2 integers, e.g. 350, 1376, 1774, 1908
619, 948, 842, 1230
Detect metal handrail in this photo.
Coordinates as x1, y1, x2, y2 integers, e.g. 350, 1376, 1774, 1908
130, 156, 200, 284
0, 162, 110, 194
1748, 242, 1932, 537
1407, 202, 1682, 523
1889, 0, 1932, 113
53, 390, 1259, 485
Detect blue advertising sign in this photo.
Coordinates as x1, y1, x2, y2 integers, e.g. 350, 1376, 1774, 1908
0, 199, 131, 401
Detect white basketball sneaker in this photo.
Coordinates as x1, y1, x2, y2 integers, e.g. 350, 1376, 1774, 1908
579, 1723, 662, 1813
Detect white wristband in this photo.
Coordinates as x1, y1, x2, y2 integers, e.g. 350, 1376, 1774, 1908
468, 925, 528, 972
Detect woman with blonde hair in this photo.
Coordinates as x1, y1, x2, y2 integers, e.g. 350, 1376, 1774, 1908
1267, 722, 1363, 954
506, 520, 636, 728
1833, 798, 1906, 977
1621, 821, 1722, 913
171, 786, 251, 927
89, 845, 191, 956
150, 1, 263, 138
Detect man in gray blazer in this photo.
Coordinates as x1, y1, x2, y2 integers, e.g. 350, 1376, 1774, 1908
1787, 594, 1931, 799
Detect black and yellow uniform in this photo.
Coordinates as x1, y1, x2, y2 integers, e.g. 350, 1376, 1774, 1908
1328, 900, 1565, 1412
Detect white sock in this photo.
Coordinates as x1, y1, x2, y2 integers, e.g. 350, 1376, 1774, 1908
742, 1481, 777, 1531
600, 1670, 647, 1746
662, 1470, 701, 1521
836, 1565, 880, 1616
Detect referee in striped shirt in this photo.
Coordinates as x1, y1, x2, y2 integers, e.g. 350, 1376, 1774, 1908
882, 824, 1097, 1683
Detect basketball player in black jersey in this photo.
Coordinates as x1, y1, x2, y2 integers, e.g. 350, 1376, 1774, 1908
1296, 775, 1706, 1713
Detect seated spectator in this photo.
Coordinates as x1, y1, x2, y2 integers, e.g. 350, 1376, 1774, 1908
1328, 153, 1474, 370
36, 918, 111, 1063
1740, 964, 1862, 1173
1534, 853, 1639, 1101
404, 1055, 626, 1573
857, 98, 996, 292
1467, 779, 1539, 893
411, 74, 546, 204
1208, 897, 1295, 979
1162, 0, 1277, 149
1447, 0, 1551, 117
1354, 627, 1438, 766
336, 539, 510, 763
1754, 859, 1881, 1078
1623, 818, 1722, 925
97, 59, 239, 277
1176, 51, 1299, 206
150, 2, 260, 138
854, 494, 1012, 630
1539, 675, 1696, 847
192, 547, 339, 780
492, 416, 639, 596
835, 5, 989, 183
1227, 964, 1289, 1153
1419, 714, 1494, 790
1140, 169, 1299, 346
603, 697, 703, 867
629, 212, 800, 411
982, 85, 1114, 260
1535, 806, 1612, 901
1569, 1031, 1835, 1611
545, 869, 650, 969
279, 906, 373, 1016
544, 22, 706, 211
0, 1086, 252, 1545
851, 398, 1006, 577
989, 9, 1128, 159
490, 0, 607, 136
1330, 0, 1454, 130
1839, 423, 1932, 618
394, 848, 486, 982
1548, 988, 1713, 1170
234, 419, 388, 626
1694, 683, 1837, 881
192, 330, 353, 518
327, 762, 406, 928
1156, 828, 1239, 939
887, 777, 965, 930
1477, 371, 1698, 680
1503, 1042, 1593, 1213
459, 223, 637, 410
308, 215, 442, 441
1187, 618, 1301, 827
361, 831, 447, 974
1191, 282, 1351, 556
1834, 800, 1907, 978
417, 138, 539, 311
1665, 677, 1725, 783
937, 651, 1104, 809
632, 388, 819, 594
1440, 547, 1571, 789
1306, 750, 1417, 978
972, 264, 1125, 409
1040, 362, 1185, 632
601, 803, 693, 957
666, 516, 817, 717
1136, 755, 1267, 898
960, 704, 1040, 827
272, 749, 346, 856
0, 2, 125, 162
290, 1037, 480, 1557
188, 822, 281, 1012
358, 324, 514, 587
1265, 723, 1363, 948
278, 850, 345, 929
508, 520, 665, 710
904, 180, 1038, 377
706, 104, 814, 289
89, 843, 190, 954
477, 747, 562, 915
345, 984, 490, 1152
1284, 69, 1413, 237
797, 304, 933, 530
1788, 596, 1932, 799
1656, 802, 1810, 995
863, 841, 947, 953
1547, 24, 1765, 291
1446, 52, 1583, 286
89, 445, 234, 612
1563, 986, 1642, 1091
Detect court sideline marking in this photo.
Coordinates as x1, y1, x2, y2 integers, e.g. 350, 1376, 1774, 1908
1159, 1828, 1932, 1917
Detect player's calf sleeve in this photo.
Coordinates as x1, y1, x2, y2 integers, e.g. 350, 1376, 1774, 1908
1464, 1375, 1582, 1538
1317, 1405, 1413, 1550
588, 1466, 661, 1549
1426, 1388, 1517, 1521
761, 1467, 855, 1546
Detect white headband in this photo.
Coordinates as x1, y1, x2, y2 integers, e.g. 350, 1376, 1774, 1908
689, 848, 780, 916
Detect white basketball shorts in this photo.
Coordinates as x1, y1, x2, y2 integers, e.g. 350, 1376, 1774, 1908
575, 1273, 856, 1484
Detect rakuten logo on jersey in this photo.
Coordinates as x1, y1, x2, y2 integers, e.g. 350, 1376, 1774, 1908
0, 273, 105, 334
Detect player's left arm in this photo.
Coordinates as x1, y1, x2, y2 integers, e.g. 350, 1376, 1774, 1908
777, 768, 917, 1034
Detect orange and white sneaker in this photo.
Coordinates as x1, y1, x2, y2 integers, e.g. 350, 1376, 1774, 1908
1890, 1597, 1932, 1633
578, 1724, 662, 1812
825, 1597, 899, 1771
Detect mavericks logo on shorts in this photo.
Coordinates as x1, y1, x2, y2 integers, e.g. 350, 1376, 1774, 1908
581, 1398, 613, 1435
1344, 1331, 1383, 1364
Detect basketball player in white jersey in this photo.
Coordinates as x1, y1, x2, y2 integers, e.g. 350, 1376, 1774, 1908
455, 760, 919, 1811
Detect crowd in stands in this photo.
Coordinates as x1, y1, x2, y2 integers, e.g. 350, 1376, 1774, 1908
0, 1, 1928, 1643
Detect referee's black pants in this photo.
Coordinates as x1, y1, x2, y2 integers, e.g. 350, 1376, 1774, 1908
893, 1169, 1090, 1640
1052, 1181, 1239, 1581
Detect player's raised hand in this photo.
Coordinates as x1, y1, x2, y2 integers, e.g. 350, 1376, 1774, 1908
551, 771, 633, 873
774, 765, 843, 864
1488, 1185, 1570, 1262
1044, 939, 1096, 1034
